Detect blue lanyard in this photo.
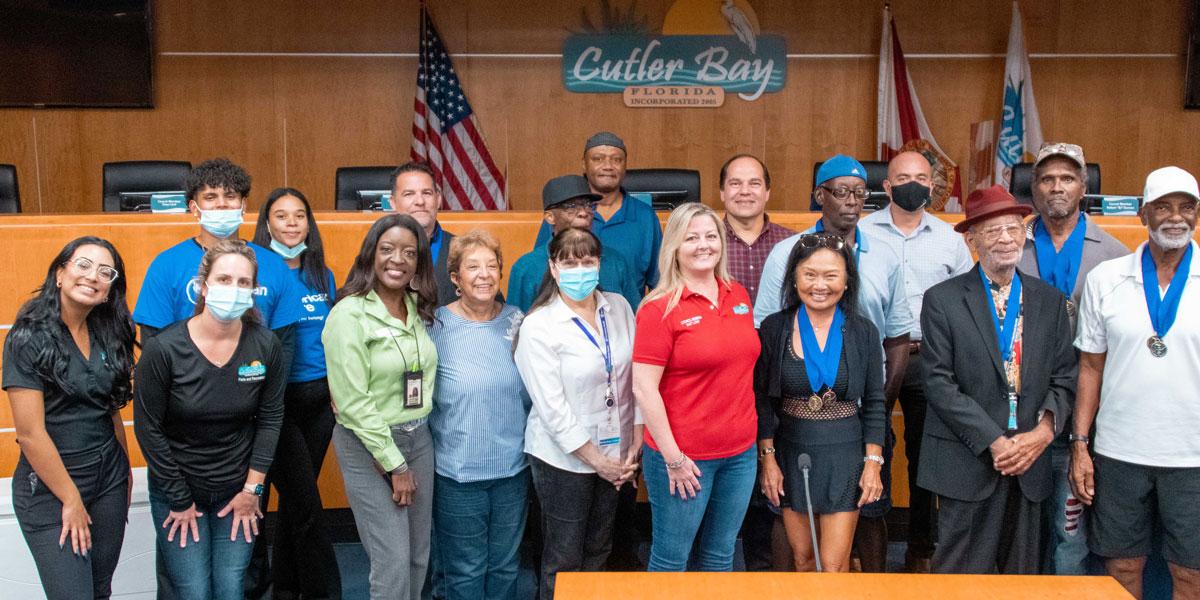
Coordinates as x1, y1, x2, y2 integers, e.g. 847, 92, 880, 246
1033, 214, 1087, 298
796, 305, 845, 393
571, 309, 612, 385
979, 267, 1022, 362
814, 220, 862, 264
1141, 244, 1193, 338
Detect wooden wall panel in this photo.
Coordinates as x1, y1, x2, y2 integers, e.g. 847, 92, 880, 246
1, 0, 1198, 214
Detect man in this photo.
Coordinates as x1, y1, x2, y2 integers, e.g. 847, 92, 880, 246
390, 161, 458, 306
720, 154, 796, 305
718, 153, 795, 571
755, 154, 914, 572
508, 174, 642, 312
859, 150, 974, 572
533, 131, 663, 293
1071, 166, 1200, 598
919, 185, 1076, 574
132, 157, 302, 600
1016, 142, 1128, 576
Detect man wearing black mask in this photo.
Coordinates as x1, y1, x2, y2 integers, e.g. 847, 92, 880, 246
860, 150, 973, 572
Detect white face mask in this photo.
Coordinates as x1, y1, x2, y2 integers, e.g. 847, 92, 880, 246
205, 284, 255, 321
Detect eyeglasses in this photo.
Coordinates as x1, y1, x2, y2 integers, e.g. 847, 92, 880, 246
820, 185, 870, 201
977, 223, 1025, 243
797, 233, 847, 251
553, 200, 598, 212
67, 257, 119, 283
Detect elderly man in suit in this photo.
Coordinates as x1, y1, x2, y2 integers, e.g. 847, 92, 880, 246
918, 185, 1077, 574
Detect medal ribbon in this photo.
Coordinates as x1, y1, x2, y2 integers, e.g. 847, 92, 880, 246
980, 268, 1022, 362
1141, 243, 1193, 339
796, 305, 845, 394
814, 219, 863, 265
1033, 213, 1087, 299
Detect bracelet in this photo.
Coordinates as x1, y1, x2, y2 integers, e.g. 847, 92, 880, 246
864, 455, 884, 466
666, 455, 688, 470
391, 462, 410, 475
758, 447, 776, 458
1068, 434, 1090, 445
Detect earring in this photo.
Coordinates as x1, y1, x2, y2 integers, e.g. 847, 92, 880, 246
454, 287, 462, 297
55, 280, 62, 288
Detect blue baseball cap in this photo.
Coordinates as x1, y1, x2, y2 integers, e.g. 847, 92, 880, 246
815, 154, 868, 187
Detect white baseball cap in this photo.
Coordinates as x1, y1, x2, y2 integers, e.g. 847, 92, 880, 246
1143, 166, 1200, 205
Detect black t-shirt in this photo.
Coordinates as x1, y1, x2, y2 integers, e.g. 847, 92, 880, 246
2, 325, 119, 457
133, 319, 285, 510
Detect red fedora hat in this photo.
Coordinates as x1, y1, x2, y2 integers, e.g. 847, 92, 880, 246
954, 185, 1033, 233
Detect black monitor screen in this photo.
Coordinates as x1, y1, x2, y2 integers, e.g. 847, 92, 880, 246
0, 1, 154, 108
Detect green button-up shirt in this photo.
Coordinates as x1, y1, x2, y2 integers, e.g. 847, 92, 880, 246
323, 289, 438, 471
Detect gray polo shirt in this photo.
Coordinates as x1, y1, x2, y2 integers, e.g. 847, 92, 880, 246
1019, 214, 1131, 326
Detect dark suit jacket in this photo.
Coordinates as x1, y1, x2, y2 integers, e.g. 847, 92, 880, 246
434, 229, 457, 307
754, 307, 887, 447
917, 265, 1076, 503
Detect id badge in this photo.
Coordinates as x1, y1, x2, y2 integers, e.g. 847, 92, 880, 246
596, 419, 621, 459
404, 370, 424, 409
1006, 391, 1019, 431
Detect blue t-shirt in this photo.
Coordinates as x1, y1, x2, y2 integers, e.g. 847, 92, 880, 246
133, 239, 304, 331
288, 268, 337, 383
534, 190, 663, 291
429, 304, 530, 483
506, 242, 643, 313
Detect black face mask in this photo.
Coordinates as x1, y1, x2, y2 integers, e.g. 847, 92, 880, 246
890, 181, 931, 211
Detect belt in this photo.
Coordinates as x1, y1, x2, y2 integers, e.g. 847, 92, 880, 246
394, 416, 428, 432
908, 340, 922, 355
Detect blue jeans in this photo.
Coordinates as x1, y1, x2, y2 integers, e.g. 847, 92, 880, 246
148, 480, 256, 600
434, 469, 530, 600
643, 445, 756, 571
1042, 443, 1096, 575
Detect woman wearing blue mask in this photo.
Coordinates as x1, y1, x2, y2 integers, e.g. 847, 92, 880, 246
134, 239, 285, 600
514, 227, 642, 600
250, 188, 342, 599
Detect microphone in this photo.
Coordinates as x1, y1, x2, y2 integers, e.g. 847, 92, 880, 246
797, 453, 822, 572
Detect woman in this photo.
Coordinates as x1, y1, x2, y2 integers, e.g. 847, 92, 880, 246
631, 202, 760, 572
429, 229, 530, 600
251, 187, 342, 599
134, 239, 285, 600
514, 227, 640, 600
3, 237, 136, 600
323, 214, 438, 600
754, 233, 886, 572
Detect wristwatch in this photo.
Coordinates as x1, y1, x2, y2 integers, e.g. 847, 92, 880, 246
242, 483, 264, 497
1068, 433, 1090, 445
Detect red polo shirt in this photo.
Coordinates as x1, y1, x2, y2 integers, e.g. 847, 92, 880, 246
633, 280, 760, 460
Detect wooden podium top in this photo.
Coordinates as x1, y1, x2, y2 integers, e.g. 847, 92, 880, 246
553, 572, 1133, 599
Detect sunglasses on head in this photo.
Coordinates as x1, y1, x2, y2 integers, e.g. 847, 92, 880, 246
797, 232, 846, 251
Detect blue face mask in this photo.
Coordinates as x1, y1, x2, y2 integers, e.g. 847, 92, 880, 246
270, 238, 307, 260
198, 209, 244, 238
205, 284, 255, 321
557, 266, 600, 301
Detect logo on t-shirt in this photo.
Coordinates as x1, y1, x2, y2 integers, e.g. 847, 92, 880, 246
680, 315, 702, 327
733, 303, 750, 315
237, 360, 267, 382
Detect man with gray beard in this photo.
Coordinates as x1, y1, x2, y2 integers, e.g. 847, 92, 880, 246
1071, 166, 1200, 598
1016, 143, 1127, 575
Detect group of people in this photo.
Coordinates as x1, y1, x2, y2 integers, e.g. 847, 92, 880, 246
3, 130, 1197, 600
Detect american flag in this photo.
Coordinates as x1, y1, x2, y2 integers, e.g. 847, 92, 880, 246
410, 9, 506, 210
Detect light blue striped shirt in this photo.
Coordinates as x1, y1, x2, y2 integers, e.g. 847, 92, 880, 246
859, 208, 974, 340
429, 304, 530, 483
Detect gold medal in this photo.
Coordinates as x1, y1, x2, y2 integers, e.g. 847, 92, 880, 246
807, 393, 823, 412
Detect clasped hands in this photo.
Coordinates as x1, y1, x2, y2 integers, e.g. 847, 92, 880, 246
990, 418, 1054, 476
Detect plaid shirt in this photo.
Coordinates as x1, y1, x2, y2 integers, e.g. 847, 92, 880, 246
724, 214, 796, 304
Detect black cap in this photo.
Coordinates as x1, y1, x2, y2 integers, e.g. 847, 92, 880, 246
584, 131, 626, 154
542, 175, 601, 210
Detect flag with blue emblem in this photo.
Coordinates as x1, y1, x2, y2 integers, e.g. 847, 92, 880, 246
993, 1, 1043, 190
410, 7, 507, 210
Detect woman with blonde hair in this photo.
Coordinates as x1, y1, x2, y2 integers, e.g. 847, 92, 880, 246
632, 202, 760, 571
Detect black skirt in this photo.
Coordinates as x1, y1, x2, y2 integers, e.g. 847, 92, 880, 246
777, 417, 863, 514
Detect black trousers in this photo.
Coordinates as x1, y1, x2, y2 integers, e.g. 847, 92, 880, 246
933, 475, 1042, 574
897, 350, 935, 557
530, 456, 618, 600
13, 437, 129, 600
245, 378, 341, 600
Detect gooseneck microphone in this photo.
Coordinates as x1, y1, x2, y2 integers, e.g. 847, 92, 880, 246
797, 453, 822, 572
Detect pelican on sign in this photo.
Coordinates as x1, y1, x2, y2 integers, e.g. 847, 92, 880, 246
721, 0, 756, 54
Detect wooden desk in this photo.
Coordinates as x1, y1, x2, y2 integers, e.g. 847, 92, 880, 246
553, 572, 1134, 599
0, 211, 1159, 509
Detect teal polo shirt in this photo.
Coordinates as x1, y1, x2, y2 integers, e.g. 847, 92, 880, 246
533, 190, 663, 291
507, 242, 643, 313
